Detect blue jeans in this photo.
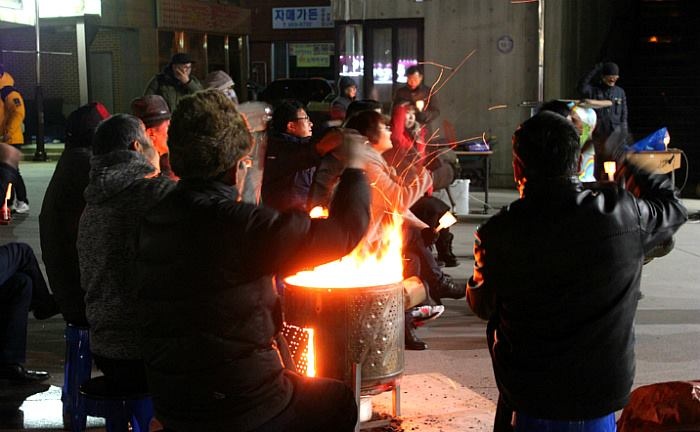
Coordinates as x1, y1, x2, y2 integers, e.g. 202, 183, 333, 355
515, 411, 616, 432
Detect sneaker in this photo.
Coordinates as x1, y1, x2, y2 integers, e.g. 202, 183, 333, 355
410, 304, 445, 323
11, 200, 29, 214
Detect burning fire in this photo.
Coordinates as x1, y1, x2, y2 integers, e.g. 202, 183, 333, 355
285, 212, 404, 288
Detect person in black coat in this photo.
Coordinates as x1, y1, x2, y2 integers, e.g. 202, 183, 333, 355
467, 111, 687, 431
578, 61, 629, 179
393, 65, 440, 134
39, 102, 110, 325
136, 89, 371, 432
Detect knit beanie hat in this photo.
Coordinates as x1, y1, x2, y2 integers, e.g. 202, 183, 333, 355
65, 102, 111, 149
204, 70, 234, 90
131, 95, 171, 128
602, 62, 619, 76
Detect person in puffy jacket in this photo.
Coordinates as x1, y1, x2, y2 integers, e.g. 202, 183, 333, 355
144, 52, 203, 111
135, 89, 371, 432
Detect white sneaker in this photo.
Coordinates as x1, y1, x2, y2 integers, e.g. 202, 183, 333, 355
410, 304, 445, 323
12, 200, 29, 214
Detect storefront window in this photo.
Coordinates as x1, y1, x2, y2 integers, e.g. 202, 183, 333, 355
338, 24, 363, 79
335, 19, 422, 106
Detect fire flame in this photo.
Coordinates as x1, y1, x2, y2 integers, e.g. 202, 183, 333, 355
285, 212, 404, 288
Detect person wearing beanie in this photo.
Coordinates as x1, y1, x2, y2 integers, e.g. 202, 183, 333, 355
39, 102, 110, 326
204, 70, 238, 104
578, 61, 629, 180
135, 89, 370, 431
144, 52, 203, 111
329, 76, 357, 120
131, 95, 177, 180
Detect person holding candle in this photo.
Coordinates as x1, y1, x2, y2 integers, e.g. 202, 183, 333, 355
392, 65, 441, 136
467, 111, 687, 431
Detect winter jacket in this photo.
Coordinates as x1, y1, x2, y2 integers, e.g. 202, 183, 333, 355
467, 165, 687, 420
144, 67, 203, 111
135, 169, 370, 431
39, 147, 92, 325
0, 86, 25, 145
261, 132, 319, 212
78, 150, 174, 359
363, 146, 432, 242
578, 63, 628, 141
393, 83, 440, 128
330, 76, 357, 120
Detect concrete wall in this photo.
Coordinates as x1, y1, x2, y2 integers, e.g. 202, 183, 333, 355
331, 0, 618, 187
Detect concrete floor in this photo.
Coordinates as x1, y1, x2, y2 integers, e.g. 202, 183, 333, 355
1, 159, 699, 431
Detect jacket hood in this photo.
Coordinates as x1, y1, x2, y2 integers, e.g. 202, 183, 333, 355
337, 76, 356, 94
84, 150, 157, 204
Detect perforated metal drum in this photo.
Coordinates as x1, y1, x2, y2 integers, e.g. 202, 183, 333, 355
283, 281, 404, 395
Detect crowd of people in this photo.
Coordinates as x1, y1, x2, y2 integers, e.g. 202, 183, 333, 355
0, 53, 688, 432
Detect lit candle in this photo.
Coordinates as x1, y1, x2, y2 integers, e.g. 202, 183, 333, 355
604, 161, 617, 181
415, 100, 425, 112
436, 211, 457, 232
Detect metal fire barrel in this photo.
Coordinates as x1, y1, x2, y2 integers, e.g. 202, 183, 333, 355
283, 281, 405, 394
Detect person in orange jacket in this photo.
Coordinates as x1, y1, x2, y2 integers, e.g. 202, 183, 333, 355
0, 84, 29, 213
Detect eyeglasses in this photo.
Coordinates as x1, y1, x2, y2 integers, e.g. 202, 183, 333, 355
295, 116, 310, 122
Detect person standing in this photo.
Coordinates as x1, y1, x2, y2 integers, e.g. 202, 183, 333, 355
393, 65, 440, 135
578, 61, 629, 179
0, 84, 29, 213
39, 102, 110, 326
78, 114, 175, 392
135, 89, 370, 431
144, 53, 203, 111
466, 111, 687, 431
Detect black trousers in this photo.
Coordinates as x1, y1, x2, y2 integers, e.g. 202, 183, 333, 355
0, 242, 50, 364
0, 162, 28, 203
92, 354, 149, 393
252, 370, 358, 432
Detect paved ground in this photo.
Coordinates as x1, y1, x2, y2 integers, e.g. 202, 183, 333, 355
1, 158, 699, 431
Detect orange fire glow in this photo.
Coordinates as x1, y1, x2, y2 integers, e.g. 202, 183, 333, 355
304, 328, 316, 377
285, 212, 404, 288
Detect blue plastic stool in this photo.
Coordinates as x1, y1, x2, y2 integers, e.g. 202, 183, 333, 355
514, 412, 616, 432
62, 324, 92, 432
80, 376, 154, 432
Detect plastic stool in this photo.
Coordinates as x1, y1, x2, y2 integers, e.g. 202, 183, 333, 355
62, 324, 92, 432
80, 376, 154, 432
514, 411, 616, 432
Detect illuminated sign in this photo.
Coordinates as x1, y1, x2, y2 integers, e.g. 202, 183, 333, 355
272, 6, 332, 29
0, 0, 101, 26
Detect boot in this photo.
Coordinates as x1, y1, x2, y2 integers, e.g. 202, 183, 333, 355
404, 313, 427, 350
436, 229, 458, 267
430, 274, 465, 302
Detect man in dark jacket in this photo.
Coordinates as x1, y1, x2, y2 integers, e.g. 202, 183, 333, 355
144, 52, 203, 111
136, 89, 371, 432
39, 102, 110, 325
262, 100, 321, 212
578, 61, 629, 179
467, 111, 687, 431
393, 65, 440, 134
